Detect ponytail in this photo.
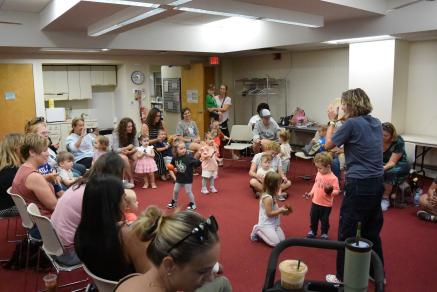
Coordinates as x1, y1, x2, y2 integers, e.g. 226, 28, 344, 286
132, 206, 163, 242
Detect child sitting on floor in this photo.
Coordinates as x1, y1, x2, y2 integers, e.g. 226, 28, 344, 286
92, 135, 109, 164
303, 152, 339, 240
256, 153, 274, 183
251, 171, 292, 247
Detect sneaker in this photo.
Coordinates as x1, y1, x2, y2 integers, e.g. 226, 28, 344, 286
306, 230, 315, 239
250, 233, 258, 241
369, 276, 387, 285
123, 180, 134, 189
326, 274, 342, 284
417, 210, 437, 222
187, 202, 197, 210
381, 199, 390, 211
210, 187, 218, 193
167, 200, 177, 209
278, 194, 286, 201
201, 187, 210, 194
320, 234, 329, 240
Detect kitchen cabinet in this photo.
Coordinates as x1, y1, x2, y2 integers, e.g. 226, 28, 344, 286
67, 66, 92, 100
43, 65, 69, 100
91, 65, 117, 86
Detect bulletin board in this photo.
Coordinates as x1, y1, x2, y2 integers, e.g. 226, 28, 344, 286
163, 78, 181, 113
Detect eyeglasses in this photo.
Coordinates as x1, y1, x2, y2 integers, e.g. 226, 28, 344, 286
167, 216, 218, 254
381, 123, 391, 130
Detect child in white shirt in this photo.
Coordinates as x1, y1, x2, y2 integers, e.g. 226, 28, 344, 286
256, 154, 274, 183
279, 130, 292, 175
56, 151, 78, 189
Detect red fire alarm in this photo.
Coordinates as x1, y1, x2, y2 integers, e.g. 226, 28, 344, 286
209, 56, 220, 65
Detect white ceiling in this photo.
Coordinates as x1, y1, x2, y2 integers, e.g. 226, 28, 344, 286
0, 0, 437, 54
0, 0, 51, 13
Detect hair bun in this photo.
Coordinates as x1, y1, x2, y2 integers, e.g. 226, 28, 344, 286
133, 206, 163, 242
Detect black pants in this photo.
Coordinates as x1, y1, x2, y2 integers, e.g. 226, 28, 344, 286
310, 203, 332, 235
336, 176, 385, 281
76, 157, 92, 169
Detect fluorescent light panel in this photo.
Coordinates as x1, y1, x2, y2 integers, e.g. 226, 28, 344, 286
175, 7, 258, 20
90, 8, 166, 36
263, 18, 321, 28
168, 0, 192, 6
40, 48, 110, 53
83, 0, 160, 8
324, 35, 393, 44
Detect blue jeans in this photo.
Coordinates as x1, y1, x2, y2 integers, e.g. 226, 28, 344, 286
336, 176, 385, 281
72, 163, 86, 176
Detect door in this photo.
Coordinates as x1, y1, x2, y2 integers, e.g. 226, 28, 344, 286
181, 63, 205, 138
0, 64, 36, 137
203, 66, 215, 132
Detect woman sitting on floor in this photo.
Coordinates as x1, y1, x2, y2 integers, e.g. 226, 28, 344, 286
381, 122, 410, 211
249, 141, 291, 200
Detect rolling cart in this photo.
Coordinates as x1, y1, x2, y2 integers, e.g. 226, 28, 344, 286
262, 238, 385, 292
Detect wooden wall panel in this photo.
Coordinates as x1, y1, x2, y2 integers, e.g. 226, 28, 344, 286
0, 64, 36, 137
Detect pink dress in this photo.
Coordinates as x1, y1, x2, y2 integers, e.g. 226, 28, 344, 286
135, 146, 158, 174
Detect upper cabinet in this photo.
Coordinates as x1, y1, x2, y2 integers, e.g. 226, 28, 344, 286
91, 65, 117, 86
43, 65, 117, 100
43, 65, 69, 100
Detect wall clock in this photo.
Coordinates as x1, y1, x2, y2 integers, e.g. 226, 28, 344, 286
131, 71, 145, 85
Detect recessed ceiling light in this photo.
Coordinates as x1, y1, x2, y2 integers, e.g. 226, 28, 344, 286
263, 18, 321, 28
174, 7, 258, 19
323, 35, 394, 44
83, 0, 160, 8
40, 48, 111, 53
89, 8, 166, 36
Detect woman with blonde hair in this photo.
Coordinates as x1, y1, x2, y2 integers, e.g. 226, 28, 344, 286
0, 133, 23, 216
12, 133, 57, 220
115, 206, 231, 292
324, 88, 385, 283
249, 141, 291, 200
25, 116, 86, 176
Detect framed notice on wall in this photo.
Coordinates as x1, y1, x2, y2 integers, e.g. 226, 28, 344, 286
163, 78, 181, 113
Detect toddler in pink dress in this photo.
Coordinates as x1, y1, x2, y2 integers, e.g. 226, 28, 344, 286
135, 136, 158, 188
200, 132, 220, 194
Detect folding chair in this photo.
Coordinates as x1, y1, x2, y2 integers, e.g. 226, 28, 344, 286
83, 265, 117, 292
223, 125, 253, 165
26, 203, 88, 291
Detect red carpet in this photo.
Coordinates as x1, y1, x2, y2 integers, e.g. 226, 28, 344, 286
1, 157, 436, 291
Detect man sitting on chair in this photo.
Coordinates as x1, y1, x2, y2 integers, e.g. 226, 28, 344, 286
252, 109, 281, 153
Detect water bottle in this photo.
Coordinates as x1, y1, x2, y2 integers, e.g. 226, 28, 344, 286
414, 187, 422, 206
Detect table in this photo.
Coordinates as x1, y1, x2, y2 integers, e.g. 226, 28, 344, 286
281, 125, 318, 147
402, 134, 437, 177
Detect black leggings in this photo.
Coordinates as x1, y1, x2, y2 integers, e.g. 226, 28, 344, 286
76, 157, 93, 169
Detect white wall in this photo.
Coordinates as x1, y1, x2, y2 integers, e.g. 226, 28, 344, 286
349, 40, 396, 122
405, 40, 437, 136
392, 40, 410, 134
222, 48, 349, 125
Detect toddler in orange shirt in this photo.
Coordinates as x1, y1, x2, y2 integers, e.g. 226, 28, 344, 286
304, 152, 339, 239
124, 190, 139, 225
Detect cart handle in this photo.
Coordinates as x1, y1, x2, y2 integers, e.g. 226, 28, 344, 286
262, 238, 384, 292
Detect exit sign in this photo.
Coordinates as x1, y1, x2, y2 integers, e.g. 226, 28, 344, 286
209, 56, 220, 65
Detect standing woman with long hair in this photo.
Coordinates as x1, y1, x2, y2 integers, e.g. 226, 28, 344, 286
212, 84, 232, 138
142, 108, 169, 181
113, 117, 139, 188
324, 88, 385, 283
0, 133, 23, 217
65, 117, 94, 169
